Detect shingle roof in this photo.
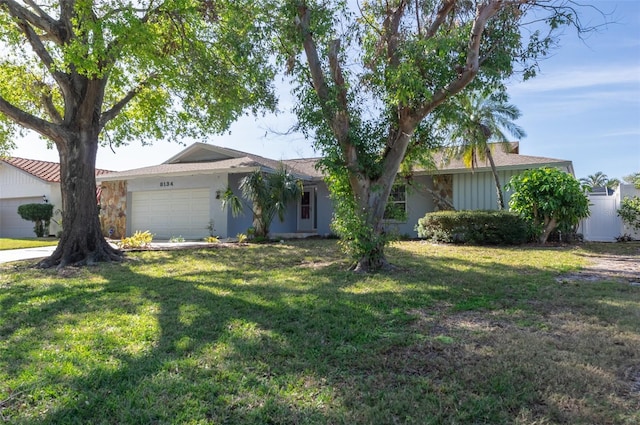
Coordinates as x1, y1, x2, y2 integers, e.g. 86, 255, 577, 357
101, 150, 325, 181
2, 157, 112, 182
282, 158, 324, 179
99, 156, 266, 180
428, 147, 572, 174
96, 142, 574, 182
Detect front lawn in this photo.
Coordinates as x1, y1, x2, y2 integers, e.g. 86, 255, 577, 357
0, 238, 58, 251
1, 240, 638, 424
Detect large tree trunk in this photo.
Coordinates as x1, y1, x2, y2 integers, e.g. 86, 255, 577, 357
38, 133, 123, 268
351, 186, 393, 273
350, 132, 413, 273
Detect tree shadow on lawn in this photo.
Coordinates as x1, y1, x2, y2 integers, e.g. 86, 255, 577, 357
1, 242, 638, 424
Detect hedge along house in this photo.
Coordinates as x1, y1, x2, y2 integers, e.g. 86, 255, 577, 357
0, 157, 112, 238
97, 142, 574, 240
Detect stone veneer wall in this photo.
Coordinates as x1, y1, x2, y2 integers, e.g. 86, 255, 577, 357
432, 175, 454, 211
99, 180, 127, 239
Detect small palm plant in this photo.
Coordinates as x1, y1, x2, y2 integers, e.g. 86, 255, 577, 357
222, 166, 302, 239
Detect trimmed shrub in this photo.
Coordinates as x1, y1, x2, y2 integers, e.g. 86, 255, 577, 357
17, 203, 54, 237
416, 210, 528, 245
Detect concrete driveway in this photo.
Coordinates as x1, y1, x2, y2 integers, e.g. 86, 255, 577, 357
0, 246, 57, 264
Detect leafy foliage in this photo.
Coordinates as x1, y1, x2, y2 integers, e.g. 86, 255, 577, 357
17, 203, 54, 237
623, 172, 640, 189
618, 196, 640, 232
326, 172, 391, 266
0, 0, 276, 149
506, 168, 589, 244
416, 210, 528, 245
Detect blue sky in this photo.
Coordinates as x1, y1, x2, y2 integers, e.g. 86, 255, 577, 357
11, 0, 640, 182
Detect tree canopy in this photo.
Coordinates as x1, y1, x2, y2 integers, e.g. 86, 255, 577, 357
0, 0, 276, 267
0, 0, 275, 150
278, 0, 597, 271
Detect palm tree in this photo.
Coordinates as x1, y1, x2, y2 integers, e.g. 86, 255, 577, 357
580, 171, 609, 188
580, 172, 619, 191
444, 92, 526, 210
222, 166, 302, 238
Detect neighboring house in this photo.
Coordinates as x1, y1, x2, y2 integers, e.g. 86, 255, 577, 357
0, 157, 110, 238
97, 142, 574, 240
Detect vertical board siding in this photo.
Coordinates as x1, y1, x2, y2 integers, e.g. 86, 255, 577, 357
454, 170, 519, 211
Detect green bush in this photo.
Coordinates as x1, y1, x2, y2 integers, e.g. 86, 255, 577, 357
505, 168, 589, 244
416, 210, 528, 245
17, 203, 54, 237
618, 196, 640, 232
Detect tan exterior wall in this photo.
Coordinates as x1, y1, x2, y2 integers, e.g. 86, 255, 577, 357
99, 180, 127, 239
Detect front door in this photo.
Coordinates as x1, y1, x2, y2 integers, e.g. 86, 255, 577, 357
298, 187, 316, 232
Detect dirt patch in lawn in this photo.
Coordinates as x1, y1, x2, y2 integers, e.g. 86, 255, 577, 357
556, 253, 640, 285
400, 308, 640, 423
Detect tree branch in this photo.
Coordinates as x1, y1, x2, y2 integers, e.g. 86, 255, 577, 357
425, 0, 456, 38
41, 90, 63, 124
0, 0, 66, 43
100, 78, 154, 129
297, 4, 331, 108
296, 3, 360, 185
383, 0, 407, 67
0, 95, 62, 142
3, 2, 72, 96
414, 0, 507, 123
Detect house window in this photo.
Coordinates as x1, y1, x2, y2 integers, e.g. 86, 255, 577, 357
384, 184, 407, 221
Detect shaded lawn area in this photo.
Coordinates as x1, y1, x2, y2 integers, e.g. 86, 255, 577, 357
0, 238, 58, 251
0, 240, 638, 424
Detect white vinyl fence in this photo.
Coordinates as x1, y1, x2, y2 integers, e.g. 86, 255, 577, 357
581, 184, 640, 242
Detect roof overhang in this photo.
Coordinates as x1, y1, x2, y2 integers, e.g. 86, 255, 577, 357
418, 161, 575, 176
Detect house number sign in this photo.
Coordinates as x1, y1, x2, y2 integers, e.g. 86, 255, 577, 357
160, 181, 174, 187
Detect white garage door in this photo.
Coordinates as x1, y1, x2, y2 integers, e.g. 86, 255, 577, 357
0, 197, 44, 238
131, 188, 210, 240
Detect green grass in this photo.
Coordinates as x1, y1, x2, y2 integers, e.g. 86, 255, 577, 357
0, 238, 58, 251
1, 240, 639, 424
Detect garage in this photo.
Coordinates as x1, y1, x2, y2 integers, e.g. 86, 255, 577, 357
131, 188, 211, 240
0, 197, 45, 238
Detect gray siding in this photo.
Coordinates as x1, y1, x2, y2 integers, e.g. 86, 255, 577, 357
381, 175, 436, 237
315, 183, 333, 236
453, 170, 519, 211
226, 174, 254, 237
